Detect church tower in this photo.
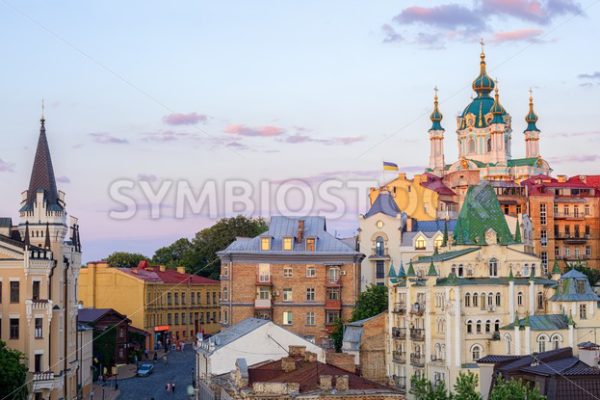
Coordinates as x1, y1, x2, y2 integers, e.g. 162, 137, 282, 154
428, 87, 445, 176
524, 89, 541, 158
488, 85, 507, 165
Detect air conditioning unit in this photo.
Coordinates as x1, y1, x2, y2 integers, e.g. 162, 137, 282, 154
340, 270, 347, 276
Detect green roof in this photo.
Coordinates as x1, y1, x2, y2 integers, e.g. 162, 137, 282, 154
416, 247, 479, 263
552, 259, 561, 274
507, 158, 539, 167
388, 262, 397, 279
453, 182, 515, 246
501, 314, 568, 331
436, 277, 556, 287
406, 260, 416, 277
427, 261, 438, 276
398, 262, 406, 278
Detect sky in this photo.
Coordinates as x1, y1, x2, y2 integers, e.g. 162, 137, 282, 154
0, 0, 599, 262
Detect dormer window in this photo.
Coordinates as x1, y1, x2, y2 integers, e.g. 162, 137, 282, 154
434, 236, 443, 249
306, 238, 316, 252
261, 237, 271, 251
415, 236, 426, 250
282, 237, 293, 251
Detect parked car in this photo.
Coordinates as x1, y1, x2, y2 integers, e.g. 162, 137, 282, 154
137, 363, 154, 377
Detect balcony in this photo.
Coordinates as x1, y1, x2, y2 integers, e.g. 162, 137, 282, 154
326, 279, 342, 288
393, 376, 407, 393
410, 353, 425, 367
554, 212, 584, 220
410, 328, 425, 341
392, 302, 406, 314
369, 250, 390, 260
430, 355, 445, 365
392, 351, 406, 363
254, 298, 272, 309
256, 275, 272, 285
392, 327, 406, 340
409, 303, 425, 316
325, 299, 342, 310
32, 371, 56, 391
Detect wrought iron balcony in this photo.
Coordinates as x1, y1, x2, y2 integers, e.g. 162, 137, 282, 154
392, 302, 406, 314
410, 353, 425, 367
410, 328, 425, 341
409, 303, 425, 316
392, 351, 406, 363
392, 327, 406, 339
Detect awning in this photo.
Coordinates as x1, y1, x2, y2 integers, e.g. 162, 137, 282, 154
154, 325, 170, 332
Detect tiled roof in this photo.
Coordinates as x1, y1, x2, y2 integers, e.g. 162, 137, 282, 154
365, 191, 401, 218
420, 173, 455, 196
78, 308, 128, 323
501, 314, 568, 331
117, 261, 219, 285
413, 219, 457, 233
453, 182, 515, 246
550, 269, 600, 302
220, 216, 359, 255
496, 348, 572, 373
477, 355, 521, 364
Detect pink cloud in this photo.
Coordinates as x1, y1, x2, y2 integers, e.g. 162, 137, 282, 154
480, 0, 583, 24
490, 28, 544, 42
162, 112, 207, 126
0, 158, 15, 173
89, 132, 129, 145
394, 4, 485, 30
224, 124, 285, 137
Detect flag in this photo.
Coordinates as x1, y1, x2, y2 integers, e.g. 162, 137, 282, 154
383, 161, 399, 171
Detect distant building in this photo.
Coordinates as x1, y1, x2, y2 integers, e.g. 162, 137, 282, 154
196, 318, 326, 398
79, 261, 220, 349
478, 347, 600, 400
342, 312, 387, 384
211, 346, 404, 399
78, 308, 132, 365
219, 216, 364, 346
0, 115, 88, 400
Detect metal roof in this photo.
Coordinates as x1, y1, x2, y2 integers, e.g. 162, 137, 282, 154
364, 191, 401, 218
550, 269, 600, 302
501, 314, 569, 331
206, 318, 271, 351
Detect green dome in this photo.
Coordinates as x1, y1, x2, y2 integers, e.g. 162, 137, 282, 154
490, 87, 506, 124
472, 51, 495, 96
524, 91, 540, 132
459, 96, 495, 129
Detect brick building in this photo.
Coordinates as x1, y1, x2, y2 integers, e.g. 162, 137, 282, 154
218, 216, 364, 346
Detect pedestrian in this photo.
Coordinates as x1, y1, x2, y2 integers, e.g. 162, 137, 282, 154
144, 349, 148, 359
172, 382, 176, 393
165, 382, 170, 392
153, 352, 158, 362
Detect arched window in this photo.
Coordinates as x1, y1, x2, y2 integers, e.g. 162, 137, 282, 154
537, 292, 544, 310
415, 236, 426, 250
551, 334, 562, 350
523, 264, 530, 277
458, 265, 464, 277
487, 293, 494, 308
375, 236, 385, 256
487, 138, 492, 152
485, 320, 491, 333
537, 334, 549, 353
467, 320, 473, 334
496, 292, 501, 307
451, 264, 457, 275
481, 292, 487, 310
517, 292, 523, 306
489, 258, 498, 277
476, 320, 482, 334
465, 293, 471, 307
469, 138, 476, 153
495, 319, 500, 332
473, 293, 478, 308
471, 344, 482, 361
504, 334, 512, 354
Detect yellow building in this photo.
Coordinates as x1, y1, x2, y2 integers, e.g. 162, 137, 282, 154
0, 116, 90, 400
79, 261, 220, 349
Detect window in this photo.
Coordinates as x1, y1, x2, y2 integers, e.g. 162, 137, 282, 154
375, 236, 385, 256
467, 320, 473, 334
574, 205, 580, 218
495, 292, 501, 307
174, 293, 179, 306
468, 138, 476, 153
465, 293, 471, 307
485, 320, 491, 333
586, 225, 591, 236
577, 280, 585, 294
516, 205, 522, 214
585, 205, 590, 215
580, 304, 587, 320
537, 292, 544, 310
586, 246, 592, 257
540, 229, 547, 246
222, 265, 229, 277
565, 247, 570, 257
32, 281, 40, 301
487, 138, 492, 152
10, 282, 19, 303
415, 236, 426, 250
34, 318, 43, 338
174, 313, 179, 325
523, 264, 530, 277
537, 335, 548, 352
181, 293, 186, 305
284, 267, 293, 278
191, 292, 196, 305
471, 345, 482, 361
488, 259, 498, 277
555, 246, 560, 257
473, 293, 478, 308
258, 263, 270, 282
551, 334, 562, 350
434, 236, 443, 249
182, 312, 186, 325
283, 311, 293, 325
9, 318, 19, 340
540, 204, 547, 225
258, 287, 270, 300
541, 252, 548, 274
306, 266, 316, 278
517, 292, 523, 306
563, 205, 569, 216
34, 354, 42, 373
326, 310, 340, 325
327, 289, 340, 301
306, 238, 316, 252
327, 267, 340, 283
223, 311, 228, 324
476, 320, 482, 334
222, 287, 229, 301
206, 292, 211, 304
494, 320, 500, 332
376, 261, 385, 279
283, 288, 292, 302
261, 237, 271, 251
167, 293, 172, 305
306, 288, 315, 301
167, 313, 172, 325
283, 237, 293, 251
212, 312, 217, 322
0, 282, 2, 303
306, 312, 315, 326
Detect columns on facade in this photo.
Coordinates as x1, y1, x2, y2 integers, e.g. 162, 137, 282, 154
568, 322, 574, 348
528, 280, 535, 316
508, 280, 515, 322
445, 288, 452, 368
524, 326, 531, 355
454, 287, 462, 367
514, 325, 521, 356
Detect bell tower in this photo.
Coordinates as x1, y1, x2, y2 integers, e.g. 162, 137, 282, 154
428, 87, 445, 176
524, 89, 541, 158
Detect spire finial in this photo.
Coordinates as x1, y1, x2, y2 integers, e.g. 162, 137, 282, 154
40, 99, 46, 129
480, 38, 485, 54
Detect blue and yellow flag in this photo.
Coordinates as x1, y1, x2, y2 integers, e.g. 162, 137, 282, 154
383, 161, 399, 171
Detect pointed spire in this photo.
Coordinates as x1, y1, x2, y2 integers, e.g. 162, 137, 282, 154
398, 261, 406, 278
524, 88, 540, 132
44, 222, 51, 249
490, 81, 506, 124
568, 312, 575, 326
388, 261, 397, 279
429, 86, 444, 131
406, 260, 416, 277
23, 221, 30, 246
472, 39, 495, 96
508, 266, 514, 281
427, 260, 438, 277
514, 218, 521, 243
75, 224, 82, 252
552, 259, 561, 275
21, 113, 61, 212
442, 219, 449, 247
523, 312, 530, 327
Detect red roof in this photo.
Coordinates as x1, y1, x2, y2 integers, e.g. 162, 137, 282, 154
421, 173, 455, 196
248, 356, 392, 393
116, 260, 219, 285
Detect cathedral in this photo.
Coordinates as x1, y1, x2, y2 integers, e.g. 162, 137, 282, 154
427, 44, 551, 181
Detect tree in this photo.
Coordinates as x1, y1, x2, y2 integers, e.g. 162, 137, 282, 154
152, 215, 268, 279
453, 372, 481, 400
105, 252, 148, 268
0, 340, 28, 400
489, 376, 545, 400
330, 318, 344, 352
351, 284, 388, 322
411, 375, 452, 400
569, 262, 600, 286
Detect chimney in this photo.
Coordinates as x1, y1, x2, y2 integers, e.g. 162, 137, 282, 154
289, 345, 306, 358
297, 219, 305, 243
335, 375, 349, 391
304, 351, 318, 363
159, 265, 166, 272
176, 266, 186, 274
281, 357, 296, 372
319, 375, 332, 391
406, 218, 413, 232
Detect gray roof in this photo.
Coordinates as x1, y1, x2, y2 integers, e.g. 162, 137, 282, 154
219, 216, 359, 255
550, 269, 600, 302
0, 218, 12, 228
342, 324, 363, 352
364, 191, 401, 218
207, 318, 271, 351
78, 308, 127, 323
